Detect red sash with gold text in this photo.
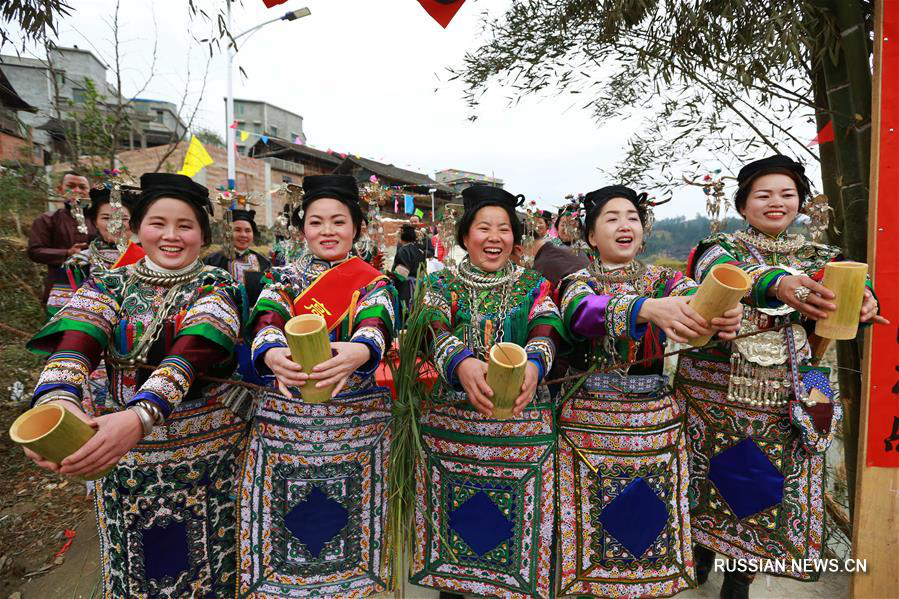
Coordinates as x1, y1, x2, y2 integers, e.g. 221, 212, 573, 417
291, 257, 386, 332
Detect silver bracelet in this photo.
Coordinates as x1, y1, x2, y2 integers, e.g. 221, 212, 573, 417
135, 400, 164, 425
129, 404, 155, 436
33, 391, 84, 412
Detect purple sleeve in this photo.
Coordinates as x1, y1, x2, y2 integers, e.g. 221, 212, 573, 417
571, 293, 611, 339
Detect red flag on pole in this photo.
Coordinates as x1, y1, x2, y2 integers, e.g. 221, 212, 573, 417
417, 0, 466, 28
262, 0, 288, 8
809, 120, 835, 146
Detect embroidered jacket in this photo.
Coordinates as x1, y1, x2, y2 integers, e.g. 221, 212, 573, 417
28, 262, 242, 416
45, 239, 122, 316
423, 265, 565, 389
687, 226, 875, 327
560, 262, 697, 374
203, 248, 272, 285
248, 254, 398, 382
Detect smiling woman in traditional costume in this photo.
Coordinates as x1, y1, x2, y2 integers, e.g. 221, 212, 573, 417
409, 184, 565, 599
675, 155, 884, 599
45, 183, 140, 316
237, 174, 397, 598
555, 185, 741, 598
204, 207, 271, 285
24, 173, 247, 597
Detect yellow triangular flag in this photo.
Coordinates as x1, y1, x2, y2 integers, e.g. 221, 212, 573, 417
240, 130, 249, 142
178, 135, 214, 177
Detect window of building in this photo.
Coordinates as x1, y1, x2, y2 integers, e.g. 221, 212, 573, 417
282, 175, 293, 183
237, 145, 245, 154
270, 125, 278, 137
155, 110, 165, 124
55, 72, 66, 87
253, 123, 261, 133
235, 103, 244, 116
72, 88, 86, 103
290, 131, 298, 142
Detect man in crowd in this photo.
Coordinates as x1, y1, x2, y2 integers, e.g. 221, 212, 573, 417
27, 170, 95, 305
409, 213, 435, 258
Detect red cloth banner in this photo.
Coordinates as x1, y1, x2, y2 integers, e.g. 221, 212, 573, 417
866, 3, 899, 467
262, 0, 288, 8
417, 0, 466, 28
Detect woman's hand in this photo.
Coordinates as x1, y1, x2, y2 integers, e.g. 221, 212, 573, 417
512, 362, 539, 417
711, 305, 743, 340
309, 342, 372, 397
59, 410, 143, 477
456, 357, 493, 417
860, 288, 890, 325
22, 399, 95, 473
264, 346, 308, 397
638, 296, 713, 344
773, 275, 836, 320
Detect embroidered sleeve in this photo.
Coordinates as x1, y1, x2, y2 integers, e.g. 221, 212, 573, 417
693, 240, 786, 308
559, 269, 624, 341
129, 335, 230, 417
177, 282, 242, 353
423, 274, 473, 390
31, 330, 104, 405
27, 275, 121, 355
524, 278, 564, 382
350, 279, 398, 376
247, 269, 294, 381
248, 268, 294, 330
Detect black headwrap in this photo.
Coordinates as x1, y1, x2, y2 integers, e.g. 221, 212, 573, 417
581, 184, 662, 246
295, 175, 364, 240
131, 173, 213, 244
734, 154, 811, 212
85, 185, 141, 222
538, 209, 553, 224
231, 208, 259, 237
456, 184, 525, 249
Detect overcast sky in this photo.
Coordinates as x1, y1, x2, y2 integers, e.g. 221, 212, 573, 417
7, 0, 818, 220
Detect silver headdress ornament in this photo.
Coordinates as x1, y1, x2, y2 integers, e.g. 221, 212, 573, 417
801, 193, 833, 244
102, 168, 139, 250
437, 203, 461, 268
360, 175, 387, 251
683, 171, 736, 235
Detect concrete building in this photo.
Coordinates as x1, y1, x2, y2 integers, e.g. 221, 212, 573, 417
232, 99, 306, 155
435, 168, 504, 195
0, 66, 41, 164
0, 46, 187, 161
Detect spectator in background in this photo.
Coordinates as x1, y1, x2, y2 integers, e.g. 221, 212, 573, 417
27, 170, 95, 305
392, 223, 426, 317
409, 213, 435, 258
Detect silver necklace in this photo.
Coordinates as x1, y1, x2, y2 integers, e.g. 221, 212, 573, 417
132, 259, 205, 287
454, 256, 518, 357
735, 227, 805, 255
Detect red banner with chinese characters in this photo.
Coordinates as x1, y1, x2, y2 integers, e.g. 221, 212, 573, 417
866, 3, 899, 467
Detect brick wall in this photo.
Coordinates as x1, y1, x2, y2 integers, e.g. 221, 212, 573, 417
0, 131, 39, 164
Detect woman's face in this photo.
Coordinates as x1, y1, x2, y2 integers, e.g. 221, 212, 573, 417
534, 217, 548, 237
232, 220, 254, 252
587, 196, 644, 265
462, 205, 515, 272
741, 173, 800, 236
94, 202, 131, 244
138, 197, 204, 270
303, 198, 355, 261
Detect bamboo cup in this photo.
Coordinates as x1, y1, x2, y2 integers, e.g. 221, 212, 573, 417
687, 263, 752, 347
284, 314, 335, 403
814, 261, 868, 340
9, 403, 111, 481
486, 342, 527, 419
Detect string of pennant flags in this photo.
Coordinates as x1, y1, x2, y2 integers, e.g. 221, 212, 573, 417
228, 120, 438, 177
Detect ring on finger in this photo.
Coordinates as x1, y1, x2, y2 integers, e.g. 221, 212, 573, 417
794, 286, 811, 303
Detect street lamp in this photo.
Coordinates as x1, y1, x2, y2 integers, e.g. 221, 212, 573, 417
225, 6, 311, 190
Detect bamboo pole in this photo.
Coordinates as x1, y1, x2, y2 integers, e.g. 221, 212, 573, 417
850, 3, 899, 595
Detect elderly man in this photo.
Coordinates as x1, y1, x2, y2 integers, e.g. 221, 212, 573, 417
28, 170, 95, 305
